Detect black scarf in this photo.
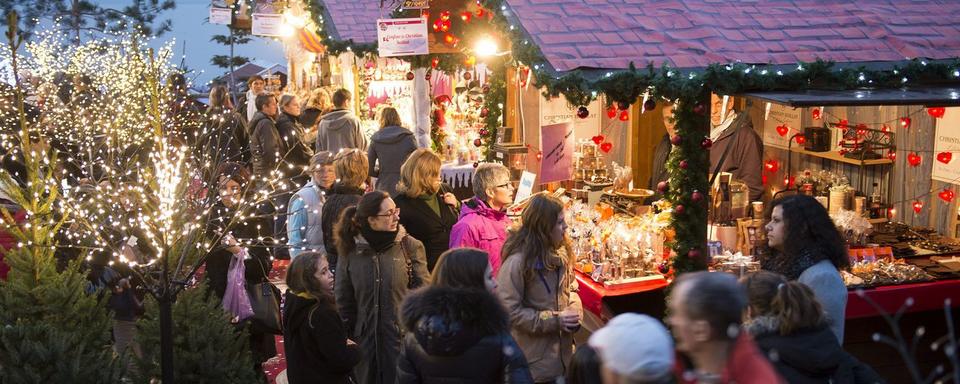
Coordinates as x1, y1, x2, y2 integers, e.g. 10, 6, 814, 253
761, 246, 823, 280
360, 224, 398, 253
330, 183, 364, 196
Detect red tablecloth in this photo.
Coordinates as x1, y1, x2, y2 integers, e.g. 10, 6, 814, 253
575, 271, 669, 318
846, 279, 960, 319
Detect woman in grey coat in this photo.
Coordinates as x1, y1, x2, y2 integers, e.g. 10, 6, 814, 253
334, 191, 431, 384
761, 194, 850, 344
367, 107, 417, 196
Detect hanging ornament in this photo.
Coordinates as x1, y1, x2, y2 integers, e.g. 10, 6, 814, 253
938, 152, 953, 164
440, 20, 451, 32
576, 106, 589, 119
443, 33, 456, 45
643, 98, 657, 112
887, 149, 897, 161
913, 201, 924, 213
928, 107, 946, 119
795, 134, 806, 145
691, 190, 704, 203
674, 204, 685, 215
463, 71, 473, 81
900, 117, 911, 129
657, 261, 671, 275
600, 142, 613, 153
671, 135, 682, 146
764, 159, 779, 173
440, 10, 451, 20
701, 137, 713, 149
907, 152, 922, 167
812, 108, 821, 120
656, 181, 669, 194
536, 150, 543, 161
479, 107, 489, 117
940, 188, 956, 203
482, 85, 490, 94
679, 160, 689, 169
475, 7, 485, 17
591, 135, 605, 145
618, 110, 629, 121
617, 101, 629, 111
473, 138, 483, 147
431, 57, 440, 68
405, 71, 415, 81
460, 11, 472, 22
473, 161, 479, 168
776, 124, 789, 137
783, 176, 795, 187
693, 104, 706, 115
606, 105, 617, 119
881, 124, 890, 134
432, 21, 441, 32
479, 128, 489, 136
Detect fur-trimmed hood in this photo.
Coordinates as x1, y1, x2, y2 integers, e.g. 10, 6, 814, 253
400, 286, 509, 356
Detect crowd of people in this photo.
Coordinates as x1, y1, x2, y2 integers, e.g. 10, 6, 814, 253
0, 72, 885, 384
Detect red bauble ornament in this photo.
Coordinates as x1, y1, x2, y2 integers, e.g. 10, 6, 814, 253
657, 181, 669, 193
463, 72, 472, 81
657, 261, 671, 275
475, 8, 485, 17
691, 190, 704, 202
795, 134, 806, 145
701, 137, 713, 149
907, 152, 922, 167
693, 104, 706, 115
591, 135, 604, 145
405, 71, 415, 81
679, 160, 689, 169
913, 201, 924, 213
479, 128, 489, 136
764, 159, 779, 173
440, 10, 451, 20
443, 33, 456, 45
473, 138, 483, 147
600, 142, 613, 153
617, 101, 630, 111
425, 72, 432, 81
674, 204, 685, 214
812, 108, 821, 120
460, 11, 472, 22
618, 110, 629, 121
940, 188, 955, 203
536, 151, 543, 161
900, 117, 911, 129
776, 124, 789, 137
643, 99, 657, 112
928, 107, 946, 119
938, 152, 953, 164
479, 108, 489, 118
606, 105, 617, 119
576, 106, 589, 119
431, 57, 440, 68
670, 135, 682, 146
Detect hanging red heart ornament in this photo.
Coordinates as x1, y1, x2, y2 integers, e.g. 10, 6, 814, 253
764, 159, 779, 173
606, 106, 617, 119
776, 124, 789, 137
938, 152, 953, 164
913, 201, 924, 213
795, 135, 806, 145
940, 189, 955, 203
591, 135, 604, 145
812, 108, 821, 120
907, 152, 922, 167
887, 150, 897, 161
901, 117, 911, 129
600, 142, 613, 153
928, 107, 946, 119
618, 110, 629, 121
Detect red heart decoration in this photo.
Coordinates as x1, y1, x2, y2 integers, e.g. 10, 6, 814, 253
900, 117, 911, 129
887, 150, 897, 161
795, 135, 806, 145
938, 152, 953, 164
913, 201, 923, 213
591, 135, 605, 145
776, 124, 789, 137
618, 110, 629, 121
928, 107, 946, 119
940, 189, 955, 203
606, 106, 618, 119
908, 152, 922, 167
764, 159, 779, 173
812, 108, 821, 120
600, 142, 613, 153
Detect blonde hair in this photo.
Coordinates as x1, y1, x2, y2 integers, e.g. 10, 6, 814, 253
334, 149, 368, 188
379, 107, 403, 128
304, 88, 332, 111
397, 148, 442, 197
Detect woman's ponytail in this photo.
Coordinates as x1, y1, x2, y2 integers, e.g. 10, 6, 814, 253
334, 205, 361, 257
771, 281, 825, 335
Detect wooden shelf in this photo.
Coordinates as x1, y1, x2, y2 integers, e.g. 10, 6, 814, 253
868, 217, 888, 224
792, 147, 893, 166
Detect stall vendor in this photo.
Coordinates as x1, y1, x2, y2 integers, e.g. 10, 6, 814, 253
708, 95, 764, 201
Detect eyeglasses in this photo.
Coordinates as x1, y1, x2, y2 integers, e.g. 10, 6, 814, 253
495, 182, 514, 189
375, 208, 400, 217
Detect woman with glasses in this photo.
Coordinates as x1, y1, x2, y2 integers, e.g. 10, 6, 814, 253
320, 149, 368, 272
394, 149, 460, 271
449, 162, 514, 277
334, 191, 430, 384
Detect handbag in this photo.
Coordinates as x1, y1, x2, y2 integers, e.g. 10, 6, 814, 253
397, 235, 421, 290
245, 254, 283, 335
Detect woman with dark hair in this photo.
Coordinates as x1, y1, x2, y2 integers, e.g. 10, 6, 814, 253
200, 84, 249, 169
742, 271, 883, 383
395, 148, 459, 271
762, 194, 849, 343
283, 251, 361, 383
367, 106, 417, 196
566, 345, 603, 384
397, 248, 534, 383
334, 191, 430, 384
497, 193, 582, 383
203, 161, 276, 375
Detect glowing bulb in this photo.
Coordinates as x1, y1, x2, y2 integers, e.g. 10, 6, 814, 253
474, 36, 499, 57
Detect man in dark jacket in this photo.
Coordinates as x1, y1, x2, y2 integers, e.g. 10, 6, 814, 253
249, 94, 285, 186
709, 95, 764, 201
316, 89, 367, 155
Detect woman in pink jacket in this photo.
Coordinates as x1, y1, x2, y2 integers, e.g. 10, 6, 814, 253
448, 163, 514, 276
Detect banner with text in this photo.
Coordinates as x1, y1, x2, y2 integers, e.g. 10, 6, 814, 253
540, 122, 575, 184
932, 108, 960, 184
761, 103, 802, 150
539, 96, 601, 141
377, 18, 429, 57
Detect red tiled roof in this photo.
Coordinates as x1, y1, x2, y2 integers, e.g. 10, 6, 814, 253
505, 0, 960, 72
319, 0, 383, 44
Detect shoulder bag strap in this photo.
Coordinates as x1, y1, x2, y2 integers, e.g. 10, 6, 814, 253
398, 235, 416, 289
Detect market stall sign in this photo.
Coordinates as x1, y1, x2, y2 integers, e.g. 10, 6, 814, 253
931, 107, 960, 184
402, 0, 429, 9
539, 96, 601, 143
252, 13, 283, 36
541, 122, 575, 184
209, 6, 231, 25
761, 103, 803, 150
377, 18, 429, 57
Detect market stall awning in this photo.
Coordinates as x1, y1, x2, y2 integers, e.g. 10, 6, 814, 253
503, 0, 960, 73
317, 0, 381, 44
742, 87, 960, 107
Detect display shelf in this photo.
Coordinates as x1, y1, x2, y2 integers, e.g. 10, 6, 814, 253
793, 147, 893, 166
868, 217, 889, 224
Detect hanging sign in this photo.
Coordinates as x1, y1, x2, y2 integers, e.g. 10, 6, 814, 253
252, 14, 282, 36
539, 96, 601, 143
761, 103, 802, 150
402, 0, 429, 9
209, 6, 232, 25
932, 108, 960, 184
377, 18, 429, 57
540, 122, 575, 184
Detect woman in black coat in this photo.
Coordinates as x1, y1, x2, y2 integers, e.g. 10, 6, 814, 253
394, 149, 459, 271
199, 85, 249, 172
275, 94, 313, 186
320, 149, 368, 273
741, 271, 884, 384
398, 248, 533, 384
203, 163, 277, 372
283, 251, 361, 384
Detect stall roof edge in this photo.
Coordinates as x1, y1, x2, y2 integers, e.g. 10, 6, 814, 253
741, 87, 960, 108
